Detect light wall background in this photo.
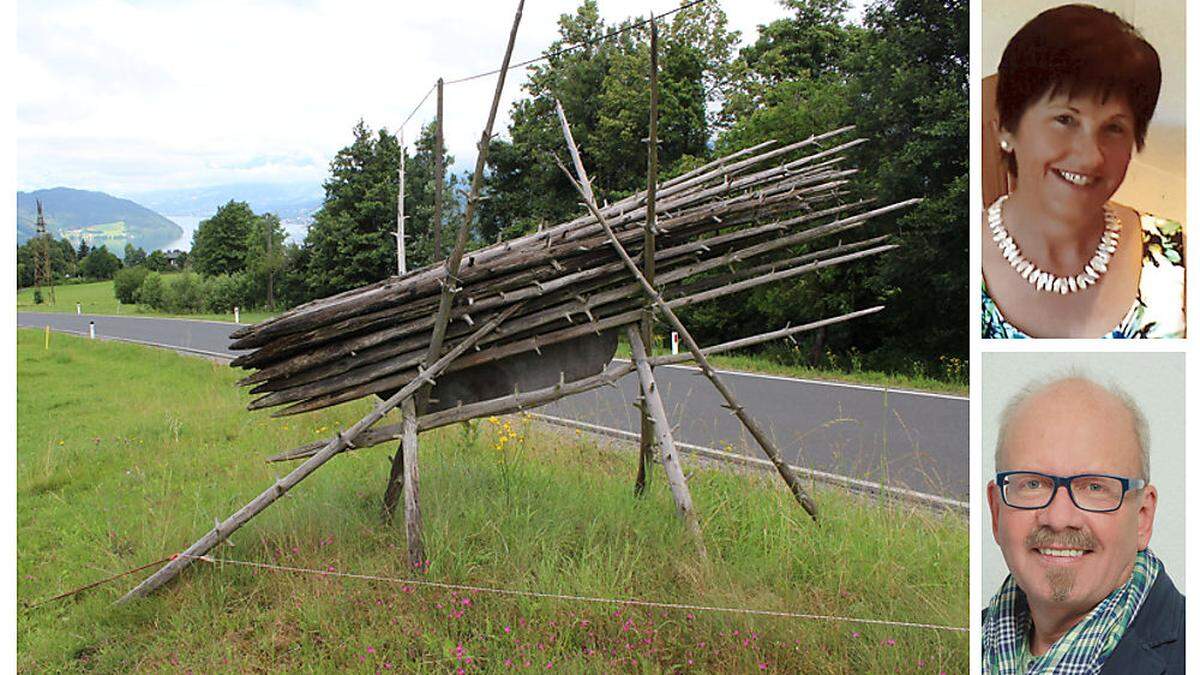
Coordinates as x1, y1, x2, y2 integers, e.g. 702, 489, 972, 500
982, 0, 1186, 224
981, 352, 1186, 598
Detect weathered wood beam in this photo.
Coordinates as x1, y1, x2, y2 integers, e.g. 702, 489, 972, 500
117, 301, 524, 602
627, 327, 705, 555
637, 15, 660, 497
556, 101, 820, 521
648, 306, 885, 367
227, 131, 863, 347
265, 306, 885, 464
383, 0, 524, 528
257, 244, 895, 417
265, 361, 636, 462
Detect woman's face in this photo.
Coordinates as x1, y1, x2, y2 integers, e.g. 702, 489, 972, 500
1002, 91, 1136, 221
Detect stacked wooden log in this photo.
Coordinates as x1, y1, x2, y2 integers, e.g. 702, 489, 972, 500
228, 125, 917, 419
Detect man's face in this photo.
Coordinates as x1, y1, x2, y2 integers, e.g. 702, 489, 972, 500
988, 382, 1156, 617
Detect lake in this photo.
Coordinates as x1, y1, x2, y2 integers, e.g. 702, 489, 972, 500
163, 215, 309, 252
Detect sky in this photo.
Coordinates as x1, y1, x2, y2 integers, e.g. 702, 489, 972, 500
16, 0, 867, 198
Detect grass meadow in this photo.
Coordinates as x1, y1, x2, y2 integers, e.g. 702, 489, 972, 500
16, 276, 274, 325
17, 329, 967, 672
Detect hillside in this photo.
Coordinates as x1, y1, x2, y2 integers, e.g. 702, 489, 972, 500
16, 187, 183, 252
128, 181, 323, 220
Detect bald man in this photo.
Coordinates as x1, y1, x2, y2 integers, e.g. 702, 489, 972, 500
982, 377, 1184, 674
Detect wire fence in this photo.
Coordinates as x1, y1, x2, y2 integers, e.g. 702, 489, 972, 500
24, 551, 967, 634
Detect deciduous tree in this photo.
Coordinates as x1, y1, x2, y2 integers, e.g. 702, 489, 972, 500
191, 200, 256, 276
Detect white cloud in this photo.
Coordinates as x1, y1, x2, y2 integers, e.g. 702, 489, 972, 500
17, 0, 861, 195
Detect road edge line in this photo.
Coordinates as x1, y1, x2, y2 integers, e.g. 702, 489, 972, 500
528, 412, 967, 514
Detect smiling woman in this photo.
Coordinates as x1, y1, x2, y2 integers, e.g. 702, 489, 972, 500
980, 2, 1186, 339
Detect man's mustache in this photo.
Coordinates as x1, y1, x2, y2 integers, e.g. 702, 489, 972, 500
1025, 527, 1097, 550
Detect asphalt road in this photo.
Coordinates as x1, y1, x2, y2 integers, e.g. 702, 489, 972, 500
18, 311, 968, 500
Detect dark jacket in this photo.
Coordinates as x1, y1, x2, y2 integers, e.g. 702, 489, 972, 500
1099, 570, 1185, 674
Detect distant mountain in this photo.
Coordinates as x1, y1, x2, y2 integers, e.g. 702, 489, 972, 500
17, 187, 183, 253
128, 182, 324, 220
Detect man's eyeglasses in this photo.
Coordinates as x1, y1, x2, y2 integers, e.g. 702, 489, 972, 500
996, 471, 1146, 513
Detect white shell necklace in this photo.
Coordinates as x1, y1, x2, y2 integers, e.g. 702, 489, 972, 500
988, 194, 1120, 294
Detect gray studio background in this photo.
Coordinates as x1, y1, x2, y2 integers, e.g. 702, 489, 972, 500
981, 352, 1186, 597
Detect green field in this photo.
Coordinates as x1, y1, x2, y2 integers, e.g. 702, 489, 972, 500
16, 276, 274, 325
17, 330, 967, 672
59, 220, 129, 253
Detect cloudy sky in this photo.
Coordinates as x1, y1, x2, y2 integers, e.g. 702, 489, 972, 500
17, 0, 866, 197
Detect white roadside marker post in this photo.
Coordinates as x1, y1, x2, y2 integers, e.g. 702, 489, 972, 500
88, 321, 95, 340
234, 306, 240, 324
76, 302, 81, 316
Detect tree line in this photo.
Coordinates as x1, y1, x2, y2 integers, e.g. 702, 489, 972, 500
17, 237, 184, 291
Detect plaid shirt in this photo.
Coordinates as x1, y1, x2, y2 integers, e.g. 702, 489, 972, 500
982, 549, 1161, 674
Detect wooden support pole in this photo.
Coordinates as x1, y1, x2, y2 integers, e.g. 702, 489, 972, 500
118, 302, 523, 603
266, 306, 885, 463
555, 102, 819, 521
381, 444, 405, 523
635, 15, 659, 497
382, 0, 524, 530
432, 79, 445, 261
382, 125, 411, 527
628, 327, 705, 555
267, 360, 636, 463
398, 131, 407, 276
649, 306, 885, 367
400, 398, 423, 568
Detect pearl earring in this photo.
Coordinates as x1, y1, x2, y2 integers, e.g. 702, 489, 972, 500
1000, 140, 1011, 152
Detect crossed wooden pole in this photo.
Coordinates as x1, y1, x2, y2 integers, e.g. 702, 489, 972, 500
554, 101, 819, 523
118, 0, 528, 603
119, 0, 839, 602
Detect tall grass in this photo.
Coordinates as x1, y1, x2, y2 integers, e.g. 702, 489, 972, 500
17, 329, 966, 672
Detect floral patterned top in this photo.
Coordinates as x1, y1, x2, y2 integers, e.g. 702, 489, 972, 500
982, 212, 1186, 339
